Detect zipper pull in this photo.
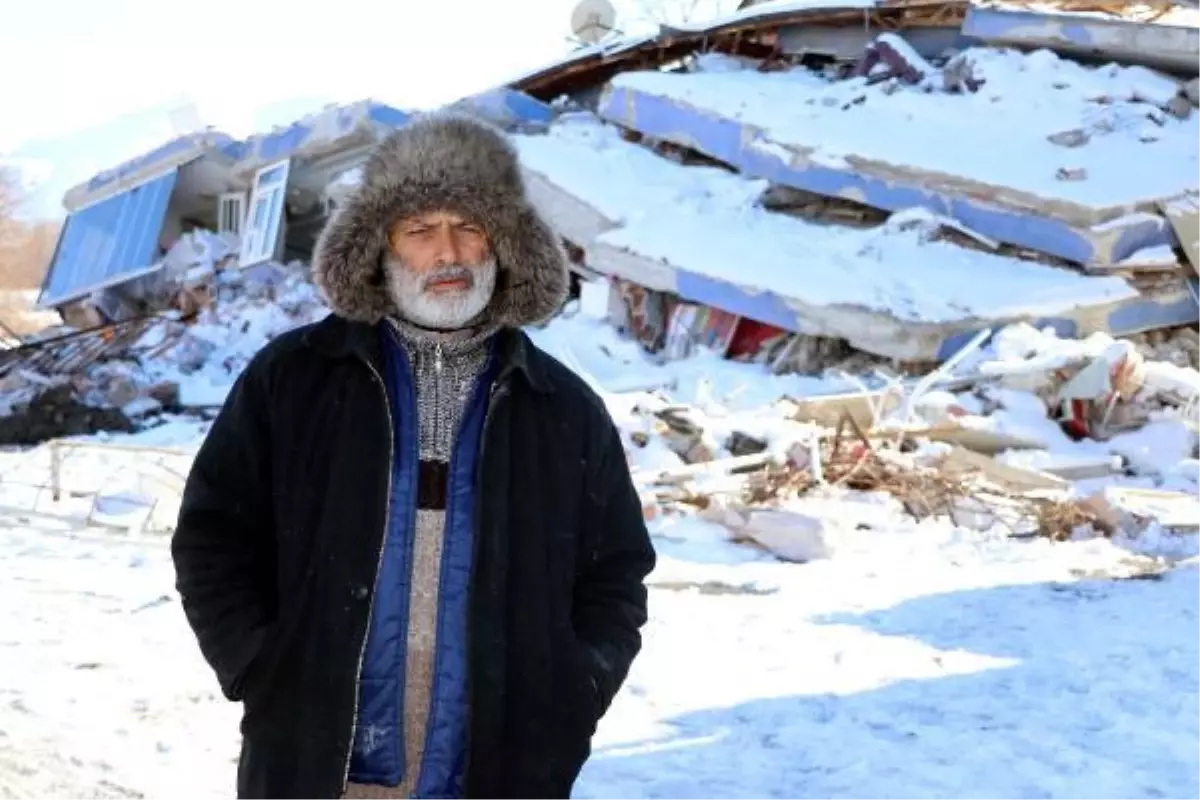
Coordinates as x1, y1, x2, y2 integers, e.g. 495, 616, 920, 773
434, 343, 444, 374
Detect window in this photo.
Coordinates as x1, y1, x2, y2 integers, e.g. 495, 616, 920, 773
218, 192, 246, 236
239, 159, 292, 267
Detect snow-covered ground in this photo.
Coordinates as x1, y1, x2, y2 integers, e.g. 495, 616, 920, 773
0, 281, 1197, 798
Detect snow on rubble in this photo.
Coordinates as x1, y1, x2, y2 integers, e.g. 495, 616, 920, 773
514, 114, 1137, 334
0, 233, 328, 448
609, 47, 1198, 210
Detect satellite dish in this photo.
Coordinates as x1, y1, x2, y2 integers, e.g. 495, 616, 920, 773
570, 0, 617, 44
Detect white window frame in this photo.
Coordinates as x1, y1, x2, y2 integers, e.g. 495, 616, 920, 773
218, 191, 246, 237
239, 159, 291, 267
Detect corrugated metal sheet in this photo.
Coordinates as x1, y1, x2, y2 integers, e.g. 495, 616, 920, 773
38, 169, 178, 309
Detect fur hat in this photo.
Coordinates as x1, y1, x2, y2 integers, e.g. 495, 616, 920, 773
311, 113, 569, 327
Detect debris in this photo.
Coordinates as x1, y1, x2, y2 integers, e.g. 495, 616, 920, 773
886, 207, 1003, 252
0, 383, 136, 446
941, 51, 986, 93
1158, 192, 1199, 273
652, 406, 722, 463
1185, 77, 1200, 107
662, 303, 740, 360
1048, 128, 1090, 148
1034, 496, 1110, 540
853, 33, 935, 86
996, 451, 1124, 481
909, 421, 1046, 454
1056, 166, 1089, 181
701, 503, 834, 562
610, 279, 671, 354
1104, 487, 1200, 531
1165, 94, 1193, 120
780, 387, 903, 430
938, 445, 1068, 493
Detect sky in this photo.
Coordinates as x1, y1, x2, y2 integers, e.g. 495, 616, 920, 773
0, 0, 627, 220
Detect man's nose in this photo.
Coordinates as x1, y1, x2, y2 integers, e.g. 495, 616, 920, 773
430, 224, 465, 266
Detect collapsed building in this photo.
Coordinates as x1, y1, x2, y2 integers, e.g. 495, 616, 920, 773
2, 0, 1197, 444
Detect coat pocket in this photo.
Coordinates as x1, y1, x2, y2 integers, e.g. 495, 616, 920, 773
238, 624, 281, 702
564, 640, 604, 735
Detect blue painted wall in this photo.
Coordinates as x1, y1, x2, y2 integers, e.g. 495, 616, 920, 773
40, 169, 178, 308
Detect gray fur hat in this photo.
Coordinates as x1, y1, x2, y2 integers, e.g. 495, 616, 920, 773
311, 113, 569, 327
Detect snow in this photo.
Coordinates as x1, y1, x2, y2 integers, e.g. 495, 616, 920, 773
2, 274, 1198, 797
2, 450, 1196, 797
984, 0, 1200, 28
1119, 243, 1179, 266
515, 115, 1137, 325
610, 47, 1199, 210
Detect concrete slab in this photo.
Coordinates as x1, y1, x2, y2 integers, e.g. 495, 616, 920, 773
962, 5, 1199, 76
515, 115, 1147, 361
597, 50, 1198, 266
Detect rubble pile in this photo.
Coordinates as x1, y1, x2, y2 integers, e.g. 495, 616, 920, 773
622, 320, 1200, 562
1128, 325, 1199, 370
0, 380, 135, 446
132, 258, 327, 397
0, 241, 329, 445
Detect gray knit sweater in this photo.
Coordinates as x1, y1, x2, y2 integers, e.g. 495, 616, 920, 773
345, 317, 495, 800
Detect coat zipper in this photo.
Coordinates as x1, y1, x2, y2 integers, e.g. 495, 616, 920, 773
342, 357, 395, 793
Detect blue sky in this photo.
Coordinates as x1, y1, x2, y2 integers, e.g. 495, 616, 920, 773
1, 0, 623, 220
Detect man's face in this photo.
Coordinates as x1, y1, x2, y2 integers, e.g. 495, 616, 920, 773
384, 210, 497, 330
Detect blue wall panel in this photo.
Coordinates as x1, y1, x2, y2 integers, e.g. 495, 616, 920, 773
39, 169, 178, 308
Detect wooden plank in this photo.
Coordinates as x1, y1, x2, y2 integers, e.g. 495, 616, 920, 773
940, 445, 1069, 493
1105, 487, 1200, 529
780, 388, 903, 430
914, 421, 1046, 454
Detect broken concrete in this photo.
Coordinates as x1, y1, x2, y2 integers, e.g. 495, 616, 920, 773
516, 114, 1150, 362
597, 56, 1196, 268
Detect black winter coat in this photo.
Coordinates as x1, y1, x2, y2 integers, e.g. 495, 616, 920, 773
171, 315, 656, 799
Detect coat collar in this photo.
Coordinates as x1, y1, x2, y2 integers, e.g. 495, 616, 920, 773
304, 313, 554, 394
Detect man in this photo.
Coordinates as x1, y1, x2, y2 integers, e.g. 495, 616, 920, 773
171, 114, 656, 799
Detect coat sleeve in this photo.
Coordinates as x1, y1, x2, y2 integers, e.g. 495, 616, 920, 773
171, 358, 277, 702
574, 414, 656, 717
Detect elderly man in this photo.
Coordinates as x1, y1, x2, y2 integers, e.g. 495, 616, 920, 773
171, 114, 656, 799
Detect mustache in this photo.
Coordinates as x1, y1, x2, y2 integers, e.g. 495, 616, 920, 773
421, 264, 476, 291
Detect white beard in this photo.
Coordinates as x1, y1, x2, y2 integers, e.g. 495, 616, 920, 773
385, 255, 497, 330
